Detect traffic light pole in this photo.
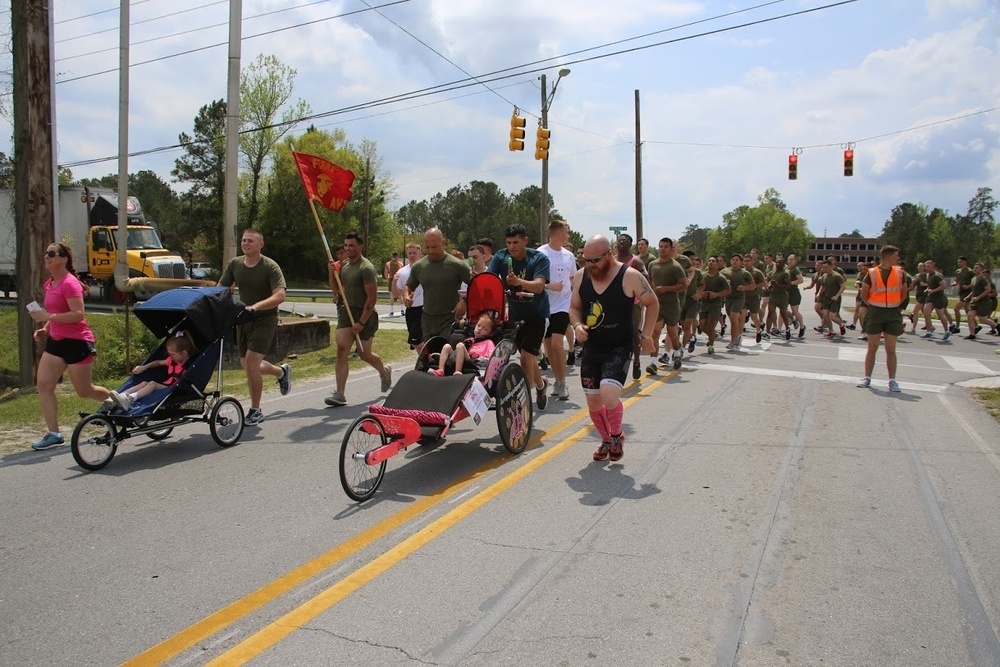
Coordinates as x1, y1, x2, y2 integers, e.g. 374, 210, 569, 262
539, 73, 549, 244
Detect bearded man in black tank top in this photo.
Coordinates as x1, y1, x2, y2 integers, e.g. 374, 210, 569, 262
570, 235, 659, 462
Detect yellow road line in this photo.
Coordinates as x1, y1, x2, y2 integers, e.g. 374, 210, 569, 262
124, 371, 670, 666
207, 371, 675, 665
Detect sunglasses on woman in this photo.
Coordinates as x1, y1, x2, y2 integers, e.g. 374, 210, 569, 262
44, 250, 64, 258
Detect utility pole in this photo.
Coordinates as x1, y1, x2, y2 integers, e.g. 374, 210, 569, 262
364, 155, 371, 243
12, 0, 57, 387
537, 69, 570, 244
634, 89, 643, 242
222, 0, 242, 266
539, 73, 549, 244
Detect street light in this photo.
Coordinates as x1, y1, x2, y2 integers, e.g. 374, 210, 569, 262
539, 68, 570, 242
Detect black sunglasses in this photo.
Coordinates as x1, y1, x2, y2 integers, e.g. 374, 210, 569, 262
44, 250, 64, 258
582, 253, 607, 264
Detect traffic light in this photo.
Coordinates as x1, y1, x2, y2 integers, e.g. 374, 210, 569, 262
787, 154, 798, 180
534, 125, 551, 160
843, 149, 854, 177
509, 111, 526, 151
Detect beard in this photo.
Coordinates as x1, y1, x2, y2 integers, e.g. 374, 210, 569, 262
588, 259, 613, 280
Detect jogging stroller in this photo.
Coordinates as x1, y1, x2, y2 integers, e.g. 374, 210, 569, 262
70, 287, 247, 471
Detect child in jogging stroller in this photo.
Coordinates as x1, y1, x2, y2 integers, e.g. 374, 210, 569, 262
429, 312, 497, 376
105, 330, 197, 412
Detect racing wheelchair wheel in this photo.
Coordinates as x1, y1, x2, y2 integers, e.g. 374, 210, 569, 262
495, 362, 533, 455
147, 427, 173, 441
340, 415, 388, 502
210, 397, 244, 447
71, 414, 120, 471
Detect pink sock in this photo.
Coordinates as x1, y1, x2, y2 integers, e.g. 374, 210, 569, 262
606, 401, 624, 437
589, 407, 611, 442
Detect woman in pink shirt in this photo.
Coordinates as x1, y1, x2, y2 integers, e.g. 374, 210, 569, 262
29, 243, 111, 451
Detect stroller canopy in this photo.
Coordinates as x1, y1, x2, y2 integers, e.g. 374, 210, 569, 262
466, 272, 507, 323
134, 287, 242, 346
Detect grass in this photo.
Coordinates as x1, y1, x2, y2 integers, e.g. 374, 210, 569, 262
0, 308, 411, 454
970, 388, 1000, 424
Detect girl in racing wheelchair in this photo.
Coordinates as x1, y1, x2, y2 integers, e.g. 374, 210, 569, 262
430, 313, 497, 376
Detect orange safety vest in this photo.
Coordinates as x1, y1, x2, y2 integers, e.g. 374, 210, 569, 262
867, 266, 905, 307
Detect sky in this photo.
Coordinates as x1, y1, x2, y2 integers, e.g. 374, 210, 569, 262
2, 0, 998, 244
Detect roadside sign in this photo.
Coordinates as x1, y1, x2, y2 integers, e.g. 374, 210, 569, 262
609, 226, 628, 234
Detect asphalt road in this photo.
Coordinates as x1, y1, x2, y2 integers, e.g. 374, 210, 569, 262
2, 305, 1000, 666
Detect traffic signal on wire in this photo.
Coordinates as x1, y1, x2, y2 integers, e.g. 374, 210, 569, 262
787, 154, 798, 180
509, 111, 526, 151
535, 125, 551, 160
843, 149, 854, 177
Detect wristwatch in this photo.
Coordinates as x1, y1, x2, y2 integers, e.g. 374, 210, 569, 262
638, 333, 648, 341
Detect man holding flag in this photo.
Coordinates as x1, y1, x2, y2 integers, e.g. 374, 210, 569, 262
325, 232, 392, 407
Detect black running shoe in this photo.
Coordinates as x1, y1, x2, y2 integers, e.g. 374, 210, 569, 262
632, 363, 641, 380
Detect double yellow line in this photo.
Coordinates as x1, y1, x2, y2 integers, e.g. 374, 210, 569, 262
125, 370, 675, 666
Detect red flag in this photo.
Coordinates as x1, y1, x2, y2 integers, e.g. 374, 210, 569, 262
292, 151, 355, 212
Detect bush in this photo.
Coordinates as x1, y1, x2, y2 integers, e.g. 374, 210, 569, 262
90, 311, 162, 385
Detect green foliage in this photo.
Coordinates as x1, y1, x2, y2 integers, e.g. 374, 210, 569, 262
706, 188, 814, 259
679, 224, 710, 257
0, 309, 160, 388
879, 188, 998, 271
89, 312, 163, 385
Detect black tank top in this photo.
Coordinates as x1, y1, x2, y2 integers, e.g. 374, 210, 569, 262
579, 263, 633, 351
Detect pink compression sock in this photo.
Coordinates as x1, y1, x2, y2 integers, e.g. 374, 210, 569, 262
606, 401, 624, 437
589, 407, 611, 442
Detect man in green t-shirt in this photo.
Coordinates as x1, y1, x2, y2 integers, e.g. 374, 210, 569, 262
681, 253, 704, 353
325, 232, 392, 407
786, 254, 806, 339
767, 255, 793, 340
951, 256, 974, 335
219, 228, 291, 425
909, 262, 928, 334
819, 259, 847, 338
647, 238, 688, 372
405, 227, 472, 341
721, 254, 754, 350
966, 262, 998, 339
920, 259, 952, 340
698, 257, 732, 355
743, 253, 767, 343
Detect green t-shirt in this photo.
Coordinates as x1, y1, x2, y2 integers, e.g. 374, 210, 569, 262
824, 271, 845, 300
955, 267, 974, 298
702, 271, 731, 303
406, 253, 472, 316
648, 257, 687, 309
685, 267, 704, 299
972, 274, 990, 299
926, 271, 944, 297
338, 256, 378, 311
861, 267, 905, 321
788, 266, 802, 294
750, 268, 766, 295
676, 255, 692, 272
721, 267, 752, 301
219, 254, 286, 316
770, 268, 791, 292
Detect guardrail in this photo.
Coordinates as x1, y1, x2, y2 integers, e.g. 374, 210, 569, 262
285, 289, 391, 302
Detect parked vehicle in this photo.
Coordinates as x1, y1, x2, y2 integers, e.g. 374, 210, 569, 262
0, 185, 187, 300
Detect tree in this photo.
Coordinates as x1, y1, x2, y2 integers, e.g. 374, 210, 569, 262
679, 224, 710, 257
706, 188, 814, 259
0, 152, 13, 189
878, 202, 930, 266
839, 229, 864, 238
172, 100, 227, 263
239, 54, 310, 231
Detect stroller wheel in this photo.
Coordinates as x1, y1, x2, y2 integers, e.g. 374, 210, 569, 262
210, 397, 245, 447
71, 414, 119, 471
147, 427, 173, 441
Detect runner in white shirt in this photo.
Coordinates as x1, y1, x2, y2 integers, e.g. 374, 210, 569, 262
539, 220, 578, 400
395, 242, 425, 352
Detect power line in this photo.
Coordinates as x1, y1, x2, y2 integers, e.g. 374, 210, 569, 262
56, 0, 341, 61
357, 0, 521, 111
53, 0, 412, 85
643, 107, 1000, 151
59, 0, 865, 168
55, 0, 156, 26
56, 1, 228, 46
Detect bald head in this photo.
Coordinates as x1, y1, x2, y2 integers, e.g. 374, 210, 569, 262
583, 235, 611, 256
424, 227, 446, 261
